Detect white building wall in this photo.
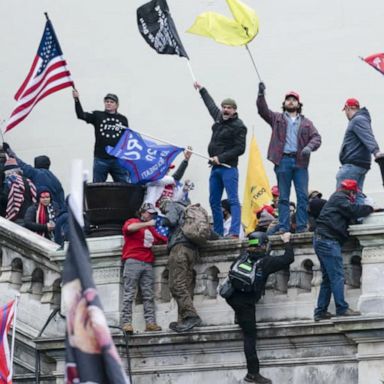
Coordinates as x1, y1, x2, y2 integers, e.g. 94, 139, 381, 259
1, 0, 384, 207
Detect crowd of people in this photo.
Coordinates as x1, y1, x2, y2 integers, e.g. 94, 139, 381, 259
2, 82, 382, 384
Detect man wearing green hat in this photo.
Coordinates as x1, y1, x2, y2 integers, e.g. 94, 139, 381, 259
225, 232, 294, 384
193, 81, 247, 238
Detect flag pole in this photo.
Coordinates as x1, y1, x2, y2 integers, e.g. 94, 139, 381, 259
10, 293, 20, 380
131, 128, 231, 168
245, 44, 262, 82
186, 59, 197, 83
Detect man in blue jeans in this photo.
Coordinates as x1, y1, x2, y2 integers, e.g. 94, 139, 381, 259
257, 82, 321, 233
313, 179, 373, 321
194, 82, 247, 238
337, 98, 383, 204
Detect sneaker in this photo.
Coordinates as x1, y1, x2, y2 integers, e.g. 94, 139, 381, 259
170, 316, 202, 332
122, 323, 133, 334
244, 372, 272, 384
145, 323, 162, 332
314, 311, 333, 322
169, 321, 179, 331
336, 308, 361, 317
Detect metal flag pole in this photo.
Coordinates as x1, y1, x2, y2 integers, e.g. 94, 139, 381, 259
10, 293, 21, 380
130, 128, 231, 168
245, 44, 262, 82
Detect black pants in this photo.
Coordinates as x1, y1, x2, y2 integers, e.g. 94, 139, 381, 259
227, 292, 259, 375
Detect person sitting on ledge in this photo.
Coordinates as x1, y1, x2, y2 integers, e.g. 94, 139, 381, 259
24, 186, 61, 242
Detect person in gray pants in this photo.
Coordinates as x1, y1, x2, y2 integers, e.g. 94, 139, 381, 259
121, 203, 167, 333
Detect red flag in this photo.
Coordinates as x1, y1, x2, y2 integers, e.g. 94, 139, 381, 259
0, 300, 15, 384
5, 17, 73, 133
362, 53, 384, 75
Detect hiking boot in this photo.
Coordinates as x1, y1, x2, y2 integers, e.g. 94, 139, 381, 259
170, 316, 202, 332
122, 323, 133, 334
336, 308, 361, 317
244, 372, 272, 384
169, 321, 179, 331
145, 323, 162, 332
314, 311, 333, 322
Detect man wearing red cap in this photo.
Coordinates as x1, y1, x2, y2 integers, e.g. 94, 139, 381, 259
257, 83, 321, 234
313, 179, 373, 321
337, 98, 382, 204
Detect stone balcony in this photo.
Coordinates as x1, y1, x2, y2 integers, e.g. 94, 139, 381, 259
0, 214, 384, 383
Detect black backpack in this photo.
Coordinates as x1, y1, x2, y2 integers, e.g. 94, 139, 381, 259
228, 254, 265, 300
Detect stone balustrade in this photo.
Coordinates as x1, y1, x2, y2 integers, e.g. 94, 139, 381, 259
0, 214, 383, 383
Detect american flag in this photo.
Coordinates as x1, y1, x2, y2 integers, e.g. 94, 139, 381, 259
5, 17, 73, 133
0, 300, 15, 384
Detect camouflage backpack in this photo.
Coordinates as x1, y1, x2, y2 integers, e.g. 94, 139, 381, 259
181, 204, 211, 246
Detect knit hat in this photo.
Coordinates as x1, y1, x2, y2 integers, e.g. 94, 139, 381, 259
139, 202, 157, 214
271, 185, 279, 197
104, 93, 119, 103
308, 190, 322, 199
3, 157, 20, 172
221, 98, 237, 109
34, 155, 51, 169
37, 185, 51, 198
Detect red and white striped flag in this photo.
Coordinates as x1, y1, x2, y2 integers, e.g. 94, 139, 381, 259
0, 300, 16, 384
5, 16, 73, 133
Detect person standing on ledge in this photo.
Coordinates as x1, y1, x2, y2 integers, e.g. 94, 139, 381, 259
72, 89, 130, 183
194, 81, 247, 238
257, 82, 321, 234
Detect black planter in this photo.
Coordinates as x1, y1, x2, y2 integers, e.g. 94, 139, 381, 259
84, 182, 145, 237
375, 156, 384, 187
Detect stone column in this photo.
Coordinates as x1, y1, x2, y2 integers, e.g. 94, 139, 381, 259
349, 212, 384, 315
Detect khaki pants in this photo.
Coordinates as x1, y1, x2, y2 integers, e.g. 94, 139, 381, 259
168, 244, 198, 321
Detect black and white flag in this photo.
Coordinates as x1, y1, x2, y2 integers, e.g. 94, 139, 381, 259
137, 0, 189, 59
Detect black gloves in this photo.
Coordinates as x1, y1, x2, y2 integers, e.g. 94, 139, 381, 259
258, 82, 266, 96
301, 146, 312, 157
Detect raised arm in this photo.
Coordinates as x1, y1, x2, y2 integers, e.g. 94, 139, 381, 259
72, 89, 95, 124
194, 82, 221, 121
256, 82, 276, 127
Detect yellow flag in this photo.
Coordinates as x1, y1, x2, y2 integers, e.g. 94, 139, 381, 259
187, 0, 259, 46
242, 135, 272, 234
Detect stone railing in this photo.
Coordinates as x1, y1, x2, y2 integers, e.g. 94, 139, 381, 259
1, 214, 384, 383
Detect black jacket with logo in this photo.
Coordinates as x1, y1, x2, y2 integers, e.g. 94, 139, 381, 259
75, 100, 129, 159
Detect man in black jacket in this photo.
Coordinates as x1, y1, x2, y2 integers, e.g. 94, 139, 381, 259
194, 82, 247, 238
72, 89, 129, 183
314, 179, 373, 321
226, 232, 294, 384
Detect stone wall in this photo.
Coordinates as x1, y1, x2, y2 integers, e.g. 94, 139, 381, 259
0, 215, 384, 383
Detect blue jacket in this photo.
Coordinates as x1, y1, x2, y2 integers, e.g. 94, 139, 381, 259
339, 108, 379, 170
16, 157, 66, 211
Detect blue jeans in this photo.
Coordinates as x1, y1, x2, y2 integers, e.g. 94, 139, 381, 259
93, 157, 130, 183
336, 164, 368, 205
274, 156, 308, 232
314, 236, 348, 316
209, 166, 240, 236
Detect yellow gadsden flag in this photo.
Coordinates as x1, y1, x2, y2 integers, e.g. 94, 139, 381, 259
242, 135, 272, 234
187, 0, 259, 46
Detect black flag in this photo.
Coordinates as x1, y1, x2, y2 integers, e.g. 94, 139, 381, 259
62, 202, 130, 384
137, 0, 189, 59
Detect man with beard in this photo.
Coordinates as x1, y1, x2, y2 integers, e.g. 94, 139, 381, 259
194, 82, 247, 238
337, 98, 383, 204
257, 83, 321, 234
72, 89, 130, 183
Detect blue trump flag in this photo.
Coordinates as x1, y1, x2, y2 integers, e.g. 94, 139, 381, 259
106, 129, 184, 184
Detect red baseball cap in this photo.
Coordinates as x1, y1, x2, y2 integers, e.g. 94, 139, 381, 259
285, 91, 301, 103
340, 179, 359, 192
342, 98, 360, 111
271, 185, 279, 197
256, 204, 275, 216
